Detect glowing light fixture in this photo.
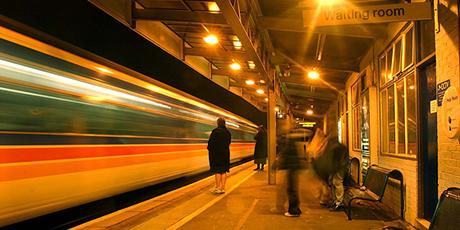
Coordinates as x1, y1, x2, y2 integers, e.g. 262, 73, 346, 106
208, 2, 220, 12
308, 70, 320, 79
264, 97, 268, 102
233, 40, 242, 50
307, 109, 314, 115
256, 89, 264, 94
245, 79, 255, 85
248, 61, 256, 70
409, 85, 415, 90
230, 62, 241, 70
275, 106, 280, 112
259, 79, 265, 84
96, 67, 113, 74
203, 34, 219, 45
317, 0, 339, 6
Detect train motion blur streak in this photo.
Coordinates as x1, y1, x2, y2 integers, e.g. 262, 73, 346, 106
0, 27, 257, 227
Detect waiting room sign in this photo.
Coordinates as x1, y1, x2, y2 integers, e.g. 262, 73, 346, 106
303, 2, 432, 26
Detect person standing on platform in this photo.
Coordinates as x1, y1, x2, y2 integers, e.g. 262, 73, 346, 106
207, 117, 232, 194
277, 132, 304, 217
253, 125, 267, 171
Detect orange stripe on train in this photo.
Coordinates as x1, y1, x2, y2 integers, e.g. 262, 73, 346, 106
0, 143, 255, 163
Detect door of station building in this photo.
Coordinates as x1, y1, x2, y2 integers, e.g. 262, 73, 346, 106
419, 62, 438, 220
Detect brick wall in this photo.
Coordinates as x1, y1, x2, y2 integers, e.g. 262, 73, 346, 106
436, 0, 460, 193
379, 156, 418, 224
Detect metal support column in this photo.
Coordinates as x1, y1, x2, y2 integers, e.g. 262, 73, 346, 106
268, 89, 276, 184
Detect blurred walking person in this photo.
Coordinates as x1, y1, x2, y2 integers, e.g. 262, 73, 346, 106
207, 117, 232, 194
277, 132, 305, 217
253, 125, 267, 170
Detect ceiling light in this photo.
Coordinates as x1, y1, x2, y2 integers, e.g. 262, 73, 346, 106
409, 85, 415, 90
248, 61, 256, 70
307, 109, 314, 115
203, 34, 219, 45
233, 40, 242, 50
208, 2, 220, 12
264, 98, 268, 102
256, 89, 264, 94
230, 62, 241, 70
317, 0, 339, 6
275, 107, 280, 112
245, 79, 255, 85
308, 70, 320, 79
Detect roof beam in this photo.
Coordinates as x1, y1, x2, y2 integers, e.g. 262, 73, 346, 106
276, 50, 359, 73
185, 47, 249, 60
133, 9, 227, 25
285, 88, 338, 101
280, 76, 345, 90
258, 16, 387, 38
215, 0, 272, 83
212, 69, 262, 78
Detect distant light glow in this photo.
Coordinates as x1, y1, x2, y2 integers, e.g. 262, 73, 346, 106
230, 62, 241, 70
264, 97, 268, 102
208, 2, 220, 12
317, 0, 339, 6
233, 40, 242, 50
307, 109, 314, 115
248, 61, 256, 70
245, 79, 255, 85
259, 79, 265, 84
275, 107, 279, 112
409, 85, 415, 90
204, 34, 219, 45
308, 70, 320, 79
256, 89, 264, 94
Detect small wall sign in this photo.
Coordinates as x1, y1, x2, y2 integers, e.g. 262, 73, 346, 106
442, 86, 460, 139
437, 80, 451, 106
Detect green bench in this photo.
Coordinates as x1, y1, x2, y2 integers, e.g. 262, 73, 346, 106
344, 165, 403, 220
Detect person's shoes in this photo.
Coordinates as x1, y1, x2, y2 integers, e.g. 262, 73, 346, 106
284, 212, 300, 217
329, 203, 344, 211
217, 189, 225, 194
253, 168, 260, 171
260, 167, 264, 171
209, 187, 218, 193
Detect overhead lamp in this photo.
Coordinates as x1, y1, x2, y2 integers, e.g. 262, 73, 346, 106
308, 70, 320, 79
275, 106, 280, 112
317, 0, 339, 6
264, 97, 268, 102
208, 2, 220, 12
259, 79, 265, 84
409, 85, 415, 90
203, 34, 219, 45
256, 89, 264, 94
248, 61, 256, 70
245, 79, 255, 85
307, 109, 314, 115
233, 40, 242, 50
230, 62, 241, 70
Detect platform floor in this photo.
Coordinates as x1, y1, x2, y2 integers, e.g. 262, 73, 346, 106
73, 162, 411, 230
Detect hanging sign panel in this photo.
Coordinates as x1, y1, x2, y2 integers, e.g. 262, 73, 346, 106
303, 2, 432, 26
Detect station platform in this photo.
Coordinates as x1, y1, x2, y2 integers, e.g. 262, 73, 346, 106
72, 162, 412, 230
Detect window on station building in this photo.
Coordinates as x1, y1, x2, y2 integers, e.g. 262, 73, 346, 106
418, 20, 435, 61
404, 27, 414, 70
351, 79, 361, 150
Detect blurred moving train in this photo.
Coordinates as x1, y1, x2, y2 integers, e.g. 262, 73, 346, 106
0, 26, 258, 226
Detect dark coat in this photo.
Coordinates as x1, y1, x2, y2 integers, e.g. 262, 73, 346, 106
254, 129, 267, 163
277, 137, 305, 171
312, 139, 349, 182
207, 126, 231, 173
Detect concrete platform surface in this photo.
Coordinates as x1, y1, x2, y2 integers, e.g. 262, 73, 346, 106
73, 162, 412, 230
